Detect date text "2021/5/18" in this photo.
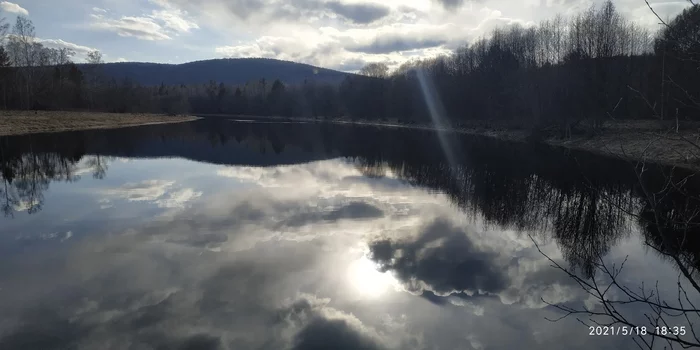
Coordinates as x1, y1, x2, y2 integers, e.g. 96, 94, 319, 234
589, 326, 687, 336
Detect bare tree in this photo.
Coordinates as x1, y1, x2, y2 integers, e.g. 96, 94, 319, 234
86, 50, 102, 65
530, 3, 700, 349
359, 62, 389, 78
7, 16, 37, 109
86, 50, 103, 109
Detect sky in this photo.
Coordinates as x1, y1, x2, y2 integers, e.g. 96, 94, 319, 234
0, 0, 692, 71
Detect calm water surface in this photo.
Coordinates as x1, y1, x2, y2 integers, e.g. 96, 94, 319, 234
1, 119, 699, 349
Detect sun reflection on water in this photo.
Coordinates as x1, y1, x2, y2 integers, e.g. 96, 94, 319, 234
346, 254, 399, 299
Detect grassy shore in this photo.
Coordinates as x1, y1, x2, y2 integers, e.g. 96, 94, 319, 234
0, 111, 199, 136
542, 121, 700, 171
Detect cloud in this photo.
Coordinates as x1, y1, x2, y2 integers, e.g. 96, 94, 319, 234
333, 57, 368, 71
282, 201, 385, 227
325, 1, 390, 24
369, 219, 509, 296
156, 188, 203, 208
224, 0, 268, 20
151, 8, 199, 33
348, 35, 447, 54
89, 1, 199, 41
0, 1, 28, 15
104, 180, 176, 202
92, 16, 172, 41
35, 38, 98, 55
102, 180, 202, 209
293, 317, 383, 350
434, 0, 465, 10
278, 295, 386, 350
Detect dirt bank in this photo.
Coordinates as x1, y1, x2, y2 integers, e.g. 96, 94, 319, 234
0, 111, 199, 136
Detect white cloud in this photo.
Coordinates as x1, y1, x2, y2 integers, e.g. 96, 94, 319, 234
165, 0, 689, 70
151, 8, 199, 33
102, 180, 202, 209
92, 16, 173, 41
209, 3, 533, 70
36, 38, 98, 55
104, 180, 176, 202
0, 1, 28, 16
90, 0, 199, 41
156, 188, 203, 208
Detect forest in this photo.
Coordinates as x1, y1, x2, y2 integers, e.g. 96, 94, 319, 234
0, 1, 698, 137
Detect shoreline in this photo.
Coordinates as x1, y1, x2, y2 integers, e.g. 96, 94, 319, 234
205, 114, 700, 172
0, 111, 199, 137
3, 111, 697, 172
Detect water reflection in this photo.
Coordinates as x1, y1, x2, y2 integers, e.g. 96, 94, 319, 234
1, 119, 699, 349
3, 120, 698, 274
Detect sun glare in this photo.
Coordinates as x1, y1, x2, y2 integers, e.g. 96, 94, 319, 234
347, 255, 398, 298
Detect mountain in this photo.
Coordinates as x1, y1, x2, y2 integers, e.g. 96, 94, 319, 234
82, 58, 352, 86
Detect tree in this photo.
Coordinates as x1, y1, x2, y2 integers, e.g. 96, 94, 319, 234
268, 79, 286, 116
653, 5, 700, 121
87, 50, 103, 65
8, 16, 37, 109
0, 46, 10, 109
359, 62, 389, 78
86, 50, 103, 109
529, 3, 700, 349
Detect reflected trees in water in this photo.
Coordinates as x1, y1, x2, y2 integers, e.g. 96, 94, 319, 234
3, 121, 700, 347
0, 136, 114, 216
530, 158, 700, 349
0, 152, 81, 215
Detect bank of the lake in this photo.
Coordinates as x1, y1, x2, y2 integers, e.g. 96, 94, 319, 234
0, 111, 199, 136
240, 115, 700, 172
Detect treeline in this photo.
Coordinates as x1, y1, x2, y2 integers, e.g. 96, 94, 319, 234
1, 2, 699, 136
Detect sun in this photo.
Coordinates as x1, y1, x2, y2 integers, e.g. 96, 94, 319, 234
346, 255, 398, 298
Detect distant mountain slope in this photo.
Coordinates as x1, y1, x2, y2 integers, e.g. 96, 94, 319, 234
82, 58, 351, 86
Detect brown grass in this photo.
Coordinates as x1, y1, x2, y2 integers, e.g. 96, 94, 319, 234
547, 120, 700, 171
0, 111, 199, 136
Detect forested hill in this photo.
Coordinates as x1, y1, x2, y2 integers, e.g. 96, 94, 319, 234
78, 58, 351, 86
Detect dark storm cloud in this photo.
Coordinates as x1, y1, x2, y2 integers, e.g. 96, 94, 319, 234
369, 219, 509, 296
0, 301, 224, 350
293, 317, 383, 350
0, 310, 87, 350
348, 36, 447, 54
280, 296, 385, 350
325, 1, 390, 24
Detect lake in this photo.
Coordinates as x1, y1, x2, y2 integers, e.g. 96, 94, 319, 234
1, 118, 699, 350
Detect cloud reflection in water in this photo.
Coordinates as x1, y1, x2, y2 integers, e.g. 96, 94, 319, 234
0, 121, 691, 349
